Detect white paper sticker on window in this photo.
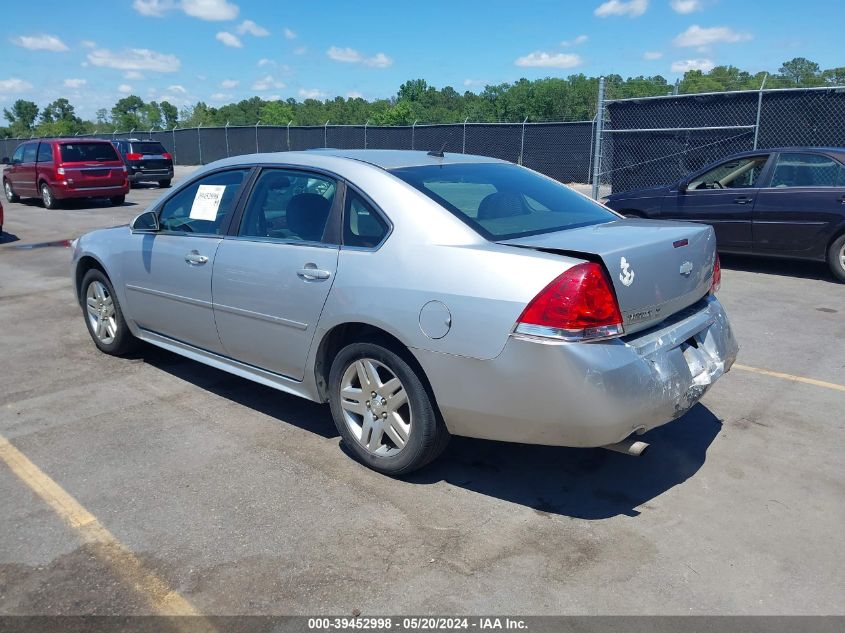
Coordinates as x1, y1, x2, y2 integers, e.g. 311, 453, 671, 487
189, 185, 226, 220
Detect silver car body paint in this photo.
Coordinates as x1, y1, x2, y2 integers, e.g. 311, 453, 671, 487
71, 150, 738, 448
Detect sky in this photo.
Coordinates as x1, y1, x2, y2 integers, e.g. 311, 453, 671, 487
1, 0, 843, 119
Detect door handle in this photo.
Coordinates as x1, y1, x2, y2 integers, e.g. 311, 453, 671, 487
184, 250, 209, 265
297, 264, 331, 281
733, 196, 753, 205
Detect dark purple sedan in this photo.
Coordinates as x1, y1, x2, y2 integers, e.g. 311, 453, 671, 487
603, 147, 845, 282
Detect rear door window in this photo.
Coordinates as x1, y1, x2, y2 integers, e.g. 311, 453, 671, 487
343, 191, 389, 248
770, 153, 845, 188
59, 143, 119, 162
37, 143, 53, 162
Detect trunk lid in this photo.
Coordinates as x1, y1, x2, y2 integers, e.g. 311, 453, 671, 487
58, 142, 126, 188
499, 218, 717, 333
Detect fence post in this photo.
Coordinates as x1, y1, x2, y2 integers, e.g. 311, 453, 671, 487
462, 117, 468, 153
324, 120, 330, 148
587, 112, 596, 184
255, 119, 261, 153
591, 76, 606, 200
197, 123, 203, 165
287, 120, 292, 151
518, 116, 528, 165
753, 73, 768, 150
224, 121, 230, 157
364, 119, 369, 149
172, 124, 177, 164
411, 120, 418, 150
129, 128, 135, 139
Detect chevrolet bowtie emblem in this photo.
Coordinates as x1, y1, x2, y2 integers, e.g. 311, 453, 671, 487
679, 261, 693, 276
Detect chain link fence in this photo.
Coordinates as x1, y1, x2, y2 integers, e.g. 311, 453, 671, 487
596, 85, 845, 196
2, 85, 843, 198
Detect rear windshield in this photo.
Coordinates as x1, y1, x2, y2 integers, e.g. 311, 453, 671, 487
59, 142, 119, 162
391, 163, 616, 240
130, 141, 167, 155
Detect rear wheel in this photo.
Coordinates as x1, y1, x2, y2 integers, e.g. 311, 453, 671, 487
328, 342, 449, 476
40, 183, 59, 209
827, 234, 845, 283
158, 179, 171, 188
4, 179, 19, 203
80, 269, 138, 355
110, 195, 126, 206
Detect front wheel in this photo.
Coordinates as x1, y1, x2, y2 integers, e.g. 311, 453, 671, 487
328, 342, 449, 476
828, 234, 845, 283
4, 179, 19, 203
41, 183, 59, 209
80, 269, 138, 355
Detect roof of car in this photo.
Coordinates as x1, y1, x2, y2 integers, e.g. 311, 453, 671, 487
735, 146, 845, 157
302, 149, 506, 169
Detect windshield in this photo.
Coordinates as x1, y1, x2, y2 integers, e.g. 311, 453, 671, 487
391, 163, 616, 240
59, 142, 119, 162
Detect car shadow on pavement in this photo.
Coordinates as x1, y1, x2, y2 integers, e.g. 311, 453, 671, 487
0, 231, 20, 244
137, 345, 721, 520
14, 198, 137, 211
407, 404, 722, 520
720, 253, 836, 282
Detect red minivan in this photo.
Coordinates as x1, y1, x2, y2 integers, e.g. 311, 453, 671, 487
2, 139, 129, 208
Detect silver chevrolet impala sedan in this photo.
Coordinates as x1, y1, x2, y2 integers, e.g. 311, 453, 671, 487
71, 150, 738, 475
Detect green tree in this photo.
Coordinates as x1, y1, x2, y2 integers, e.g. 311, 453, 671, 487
259, 100, 295, 125
3, 99, 39, 136
779, 57, 821, 87
111, 95, 145, 131
160, 101, 178, 128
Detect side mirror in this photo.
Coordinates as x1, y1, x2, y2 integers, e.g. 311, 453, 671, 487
678, 179, 689, 193
1, 157, 8, 165
131, 210, 160, 232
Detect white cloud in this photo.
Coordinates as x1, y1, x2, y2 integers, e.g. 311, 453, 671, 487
266, 95, 281, 101
118, 84, 133, 94
124, 71, 145, 80
220, 79, 239, 88
257, 58, 275, 67
252, 75, 285, 90
210, 92, 233, 101
561, 34, 588, 47
81, 40, 97, 49
294, 46, 307, 55
594, 0, 648, 17
346, 91, 364, 99
11, 34, 69, 52
63, 78, 87, 88
215, 32, 243, 48
463, 79, 487, 88
671, 58, 715, 72
0, 78, 34, 94
326, 46, 392, 68
673, 25, 751, 47
181, 0, 239, 21
133, 0, 238, 20
283, 27, 297, 40
88, 48, 180, 72
167, 84, 187, 94
670, 0, 701, 13
643, 51, 663, 60
327, 46, 362, 63
236, 20, 269, 36
364, 52, 393, 68
298, 88, 327, 100
132, 0, 175, 16
514, 51, 583, 69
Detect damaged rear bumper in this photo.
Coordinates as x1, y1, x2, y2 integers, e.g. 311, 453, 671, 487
417, 295, 738, 447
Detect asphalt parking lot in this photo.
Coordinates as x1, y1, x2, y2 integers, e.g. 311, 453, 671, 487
0, 164, 843, 616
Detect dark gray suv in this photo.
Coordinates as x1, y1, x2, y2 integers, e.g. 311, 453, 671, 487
112, 139, 174, 188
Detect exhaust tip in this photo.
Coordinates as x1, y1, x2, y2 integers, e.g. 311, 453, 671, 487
602, 439, 650, 457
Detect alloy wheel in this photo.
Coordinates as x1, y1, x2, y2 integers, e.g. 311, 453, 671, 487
41, 185, 52, 208
339, 358, 411, 456
85, 280, 117, 344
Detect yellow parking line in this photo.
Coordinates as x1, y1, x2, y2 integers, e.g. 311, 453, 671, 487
0, 433, 210, 624
733, 363, 845, 394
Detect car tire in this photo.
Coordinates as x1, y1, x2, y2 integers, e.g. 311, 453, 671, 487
159, 179, 171, 188
827, 234, 845, 283
40, 183, 59, 209
80, 269, 139, 356
4, 179, 19, 203
328, 341, 449, 476
110, 195, 126, 206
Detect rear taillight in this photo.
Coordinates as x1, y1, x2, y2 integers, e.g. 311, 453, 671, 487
125, 153, 142, 161
56, 165, 65, 176
710, 254, 721, 294
515, 262, 624, 342
162, 152, 173, 160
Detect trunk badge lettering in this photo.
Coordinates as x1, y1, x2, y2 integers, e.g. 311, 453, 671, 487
619, 257, 635, 287
680, 261, 693, 276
